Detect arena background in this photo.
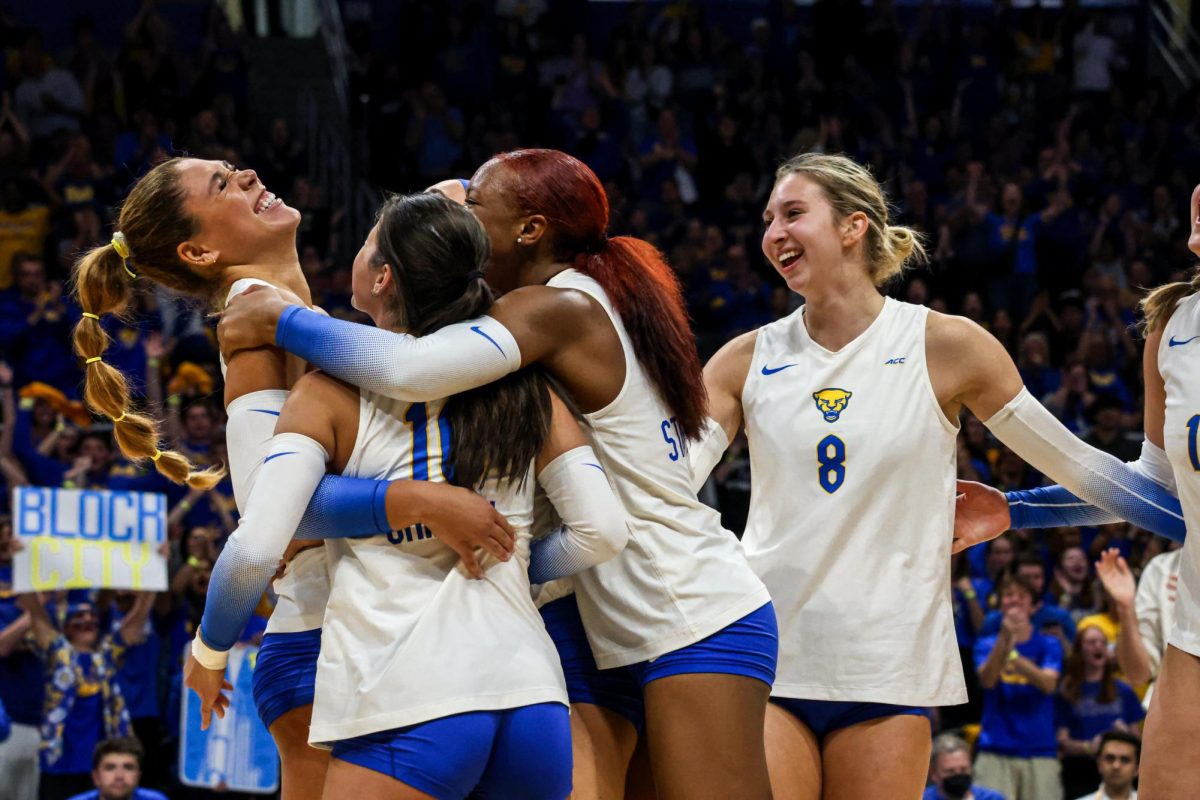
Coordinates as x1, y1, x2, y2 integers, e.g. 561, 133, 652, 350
0, 0, 1195, 797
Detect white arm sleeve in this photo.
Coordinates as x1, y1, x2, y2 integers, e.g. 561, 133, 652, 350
527, 446, 630, 584
984, 388, 1185, 534
223, 390, 288, 513
687, 417, 730, 493
196, 433, 329, 661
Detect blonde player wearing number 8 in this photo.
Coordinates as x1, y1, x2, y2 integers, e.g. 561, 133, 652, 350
694, 152, 1187, 800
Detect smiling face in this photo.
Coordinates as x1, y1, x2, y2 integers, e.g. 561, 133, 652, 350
761, 173, 851, 294
174, 158, 300, 269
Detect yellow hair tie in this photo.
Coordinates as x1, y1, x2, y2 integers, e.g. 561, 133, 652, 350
151, 450, 163, 462
82, 312, 100, 320
112, 412, 126, 423
111, 232, 130, 259
85, 356, 102, 365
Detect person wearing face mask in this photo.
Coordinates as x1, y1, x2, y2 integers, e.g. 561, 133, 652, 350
924, 734, 1007, 800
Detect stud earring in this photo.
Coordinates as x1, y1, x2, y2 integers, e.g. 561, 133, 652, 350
517, 237, 524, 244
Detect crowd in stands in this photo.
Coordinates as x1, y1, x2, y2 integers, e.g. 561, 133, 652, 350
0, 0, 1193, 797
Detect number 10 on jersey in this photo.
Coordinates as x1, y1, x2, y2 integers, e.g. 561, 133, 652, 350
816, 435, 846, 493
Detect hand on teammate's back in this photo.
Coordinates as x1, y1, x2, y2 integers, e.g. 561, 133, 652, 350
218, 283, 293, 358
396, 481, 516, 579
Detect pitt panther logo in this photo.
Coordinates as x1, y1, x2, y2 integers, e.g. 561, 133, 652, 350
812, 388, 853, 423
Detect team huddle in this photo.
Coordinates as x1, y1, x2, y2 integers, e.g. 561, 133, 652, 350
69, 149, 1200, 800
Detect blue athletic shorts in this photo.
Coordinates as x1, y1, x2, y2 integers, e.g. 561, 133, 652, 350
625, 601, 778, 689
540, 596, 645, 731
331, 703, 572, 800
770, 697, 931, 740
540, 598, 778, 731
251, 628, 321, 730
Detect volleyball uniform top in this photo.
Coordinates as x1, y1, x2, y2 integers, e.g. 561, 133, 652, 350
1159, 292, 1200, 658
740, 298, 966, 706
222, 278, 328, 635
547, 269, 769, 668
308, 389, 566, 744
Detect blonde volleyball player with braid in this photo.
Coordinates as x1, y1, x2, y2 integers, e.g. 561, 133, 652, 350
72, 159, 510, 800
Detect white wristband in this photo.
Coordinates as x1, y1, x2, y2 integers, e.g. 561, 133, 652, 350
191, 633, 229, 670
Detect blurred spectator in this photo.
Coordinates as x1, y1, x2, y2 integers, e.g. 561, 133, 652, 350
1056, 625, 1145, 797
979, 556, 1076, 653
974, 574, 1063, 800
1098, 547, 1181, 704
1082, 395, 1140, 461
0, 254, 80, 395
0, 515, 40, 800
1070, 730, 1140, 800
66, 736, 168, 800
17, 590, 153, 800
0, 184, 50, 291
1051, 546, 1099, 620
13, 31, 84, 144
405, 82, 465, 182
924, 733, 1006, 800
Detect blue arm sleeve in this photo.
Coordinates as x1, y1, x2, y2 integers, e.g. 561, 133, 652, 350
1007, 484, 1186, 542
293, 475, 392, 540
274, 306, 521, 402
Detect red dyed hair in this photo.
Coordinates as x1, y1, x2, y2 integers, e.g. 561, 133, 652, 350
495, 149, 707, 439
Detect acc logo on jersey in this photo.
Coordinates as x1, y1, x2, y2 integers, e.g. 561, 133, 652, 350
812, 388, 852, 423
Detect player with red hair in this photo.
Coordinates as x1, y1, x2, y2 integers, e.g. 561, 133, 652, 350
219, 149, 777, 800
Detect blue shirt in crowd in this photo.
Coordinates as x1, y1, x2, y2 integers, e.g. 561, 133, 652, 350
42, 652, 106, 775
68, 789, 169, 800
974, 632, 1064, 758
0, 566, 45, 726
1055, 679, 1145, 741
922, 784, 1008, 800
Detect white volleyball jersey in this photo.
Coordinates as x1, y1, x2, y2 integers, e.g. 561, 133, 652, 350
548, 269, 769, 668
309, 390, 567, 744
1159, 292, 1200, 658
222, 279, 329, 634
741, 298, 966, 705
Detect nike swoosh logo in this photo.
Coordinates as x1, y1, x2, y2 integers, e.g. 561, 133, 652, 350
263, 451, 297, 463
584, 463, 606, 474
471, 325, 506, 356
761, 364, 797, 375
1168, 335, 1200, 347
251, 409, 281, 416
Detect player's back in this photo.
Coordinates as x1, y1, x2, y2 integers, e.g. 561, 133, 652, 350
308, 387, 566, 744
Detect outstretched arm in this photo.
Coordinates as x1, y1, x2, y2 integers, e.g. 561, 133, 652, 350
934, 316, 1184, 548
